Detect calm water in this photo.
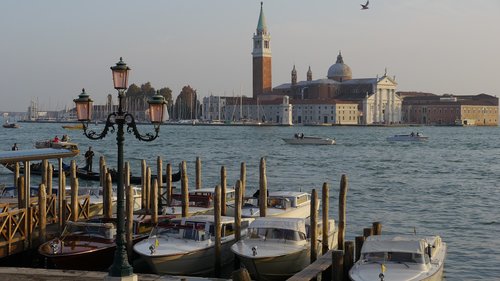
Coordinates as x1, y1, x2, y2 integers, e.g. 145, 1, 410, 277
1, 123, 500, 280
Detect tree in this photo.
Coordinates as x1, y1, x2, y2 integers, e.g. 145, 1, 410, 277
125, 84, 141, 97
174, 85, 199, 120
158, 87, 173, 117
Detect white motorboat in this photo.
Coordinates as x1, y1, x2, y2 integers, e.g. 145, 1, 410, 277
283, 134, 336, 145
386, 133, 428, 142
227, 191, 315, 219
231, 217, 338, 281
349, 235, 446, 281
133, 215, 254, 275
162, 187, 235, 217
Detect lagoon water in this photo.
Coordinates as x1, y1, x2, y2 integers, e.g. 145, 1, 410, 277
1, 123, 499, 280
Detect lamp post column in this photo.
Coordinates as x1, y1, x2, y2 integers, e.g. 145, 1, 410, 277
109, 90, 133, 277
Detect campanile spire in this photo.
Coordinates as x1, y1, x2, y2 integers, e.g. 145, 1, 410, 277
252, 2, 272, 98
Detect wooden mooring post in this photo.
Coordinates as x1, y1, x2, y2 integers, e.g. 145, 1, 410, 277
221, 166, 227, 216
259, 157, 267, 217
146, 167, 152, 212
240, 162, 246, 198
234, 180, 242, 242
104, 172, 112, 218
166, 163, 172, 207
322, 182, 330, 255
214, 185, 222, 277
181, 161, 189, 217
338, 174, 348, 250
38, 183, 47, 244
141, 159, 147, 209
47, 164, 53, 196
196, 157, 202, 190
310, 189, 318, 264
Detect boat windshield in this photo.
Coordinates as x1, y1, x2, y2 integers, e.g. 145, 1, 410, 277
248, 227, 306, 241
363, 251, 425, 264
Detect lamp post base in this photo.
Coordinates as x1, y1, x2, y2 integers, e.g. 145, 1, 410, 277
104, 274, 138, 281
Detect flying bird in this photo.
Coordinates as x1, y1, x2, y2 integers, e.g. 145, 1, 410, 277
361, 0, 369, 10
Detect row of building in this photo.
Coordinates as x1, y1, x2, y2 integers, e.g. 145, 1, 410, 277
199, 3, 497, 126
22, 2, 498, 126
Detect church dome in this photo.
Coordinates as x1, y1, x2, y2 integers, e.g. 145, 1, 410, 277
327, 52, 352, 82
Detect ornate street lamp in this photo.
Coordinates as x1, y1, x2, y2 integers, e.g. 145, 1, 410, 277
74, 57, 166, 278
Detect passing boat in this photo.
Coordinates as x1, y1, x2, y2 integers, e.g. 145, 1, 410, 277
61, 123, 84, 130
349, 235, 446, 281
38, 216, 169, 271
386, 133, 428, 142
34, 140, 80, 152
283, 134, 336, 145
162, 187, 235, 217
227, 191, 315, 219
2, 121, 20, 128
133, 215, 254, 275
231, 217, 338, 281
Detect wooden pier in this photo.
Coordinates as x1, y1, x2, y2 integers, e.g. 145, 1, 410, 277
1, 150, 369, 281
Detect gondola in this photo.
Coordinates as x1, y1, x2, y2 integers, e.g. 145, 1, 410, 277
2, 162, 181, 184
76, 166, 181, 184
1, 162, 68, 177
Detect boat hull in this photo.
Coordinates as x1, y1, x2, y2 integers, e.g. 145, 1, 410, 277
282, 137, 335, 145
141, 240, 235, 275
386, 135, 428, 142
235, 244, 311, 281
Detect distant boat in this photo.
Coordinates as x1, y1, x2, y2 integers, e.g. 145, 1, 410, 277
62, 124, 83, 130
2, 121, 20, 128
34, 140, 80, 153
283, 134, 336, 145
386, 133, 428, 142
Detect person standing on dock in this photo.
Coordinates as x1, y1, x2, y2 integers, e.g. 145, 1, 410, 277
11, 143, 18, 151
84, 146, 95, 173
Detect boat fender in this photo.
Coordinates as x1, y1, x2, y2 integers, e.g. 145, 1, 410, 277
252, 246, 257, 256
50, 238, 61, 254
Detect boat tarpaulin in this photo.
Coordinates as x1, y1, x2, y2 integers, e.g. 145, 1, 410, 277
361, 235, 426, 254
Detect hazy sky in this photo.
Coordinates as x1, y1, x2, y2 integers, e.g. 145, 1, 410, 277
1, 0, 499, 112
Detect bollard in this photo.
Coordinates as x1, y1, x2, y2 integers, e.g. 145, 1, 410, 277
259, 157, 267, 217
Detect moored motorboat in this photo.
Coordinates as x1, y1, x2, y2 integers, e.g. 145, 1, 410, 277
162, 187, 236, 217
349, 235, 446, 281
386, 133, 428, 142
38, 215, 169, 270
231, 217, 338, 281
133, 215, 254, 275
283, 133, 336, 145
227, 191, 315, 219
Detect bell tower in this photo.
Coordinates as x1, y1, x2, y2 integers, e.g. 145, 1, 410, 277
252, 2, 272, 98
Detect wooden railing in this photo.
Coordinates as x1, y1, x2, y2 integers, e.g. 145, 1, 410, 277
0, 207, 28, 256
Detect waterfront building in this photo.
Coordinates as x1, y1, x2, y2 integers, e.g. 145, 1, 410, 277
273, 53, 402, 125
400, 93, 498, 126
201, 3, 400, 126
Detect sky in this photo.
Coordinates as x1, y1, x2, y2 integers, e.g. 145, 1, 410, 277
1, 0, 499, 112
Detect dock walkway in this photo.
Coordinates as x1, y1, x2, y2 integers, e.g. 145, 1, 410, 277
0, 267, 226, 281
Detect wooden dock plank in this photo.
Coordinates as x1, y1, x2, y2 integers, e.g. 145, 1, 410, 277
287, 250, 333, 281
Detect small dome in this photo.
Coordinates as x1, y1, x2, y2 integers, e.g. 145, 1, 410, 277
327, 52, 352, 82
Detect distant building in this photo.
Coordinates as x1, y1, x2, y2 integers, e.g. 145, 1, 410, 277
201, 2, 402, 126
400, 93, 498, 126
274, 53, 402, 125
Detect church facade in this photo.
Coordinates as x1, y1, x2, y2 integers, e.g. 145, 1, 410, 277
202, 2, 403, 125
273, 52, 402, 125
